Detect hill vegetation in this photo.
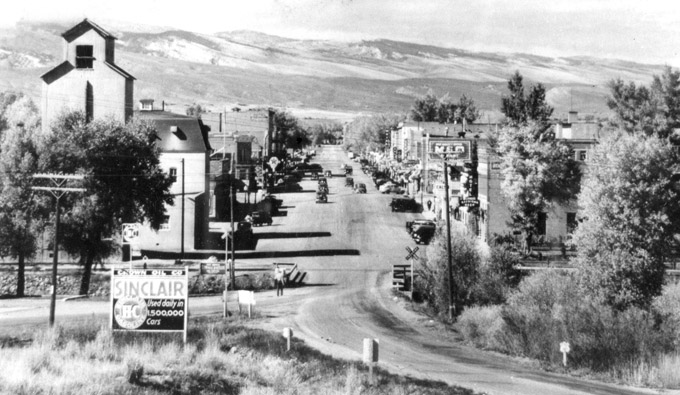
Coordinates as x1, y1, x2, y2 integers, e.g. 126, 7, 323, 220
0, 20, 669, 120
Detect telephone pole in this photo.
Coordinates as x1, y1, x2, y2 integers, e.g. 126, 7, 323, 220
32, 174, 85, 327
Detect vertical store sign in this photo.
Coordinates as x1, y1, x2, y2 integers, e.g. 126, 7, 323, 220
111, 268, 188, 341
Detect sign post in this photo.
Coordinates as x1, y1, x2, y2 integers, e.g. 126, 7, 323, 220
122, 223, 141, 271
363, 338, 379, 385
560, 342, 571, 367
111, 267, 189, 344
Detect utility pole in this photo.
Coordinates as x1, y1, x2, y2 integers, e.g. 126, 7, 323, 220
32, 174, 85, 327
443, 164, 455, 320
180, 158, 185, 260
229, 132, 238, 289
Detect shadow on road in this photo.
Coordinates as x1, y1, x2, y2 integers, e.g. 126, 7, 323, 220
256, 232, 332, 239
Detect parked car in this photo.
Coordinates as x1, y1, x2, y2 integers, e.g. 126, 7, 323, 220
316, 191, 328, 203
345, 166, 353, 176
354, 183, 367, 194
389, 198, 418, 212
374, 178, 389, 188
318, 184, 329, 194
324, 170, 332, 178
406, 220, 436, 244
318, 177, 328, 187
250, 211, 273, 226
379, 182, 403, 194
345, 177, 354, 187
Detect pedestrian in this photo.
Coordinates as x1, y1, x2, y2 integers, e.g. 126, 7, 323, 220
273, 263, 298, 296
274, 263, 286, 296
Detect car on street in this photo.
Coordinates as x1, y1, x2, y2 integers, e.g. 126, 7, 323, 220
389, 197, 419, 212
345, 177, 354, 187
318, 184, 329, 194
324, 170, 333, 178
379, 182, 403, 194
406, 220, 436, 244
250, 211, 273, 226
318, 177, 328, 187
354, 183, 367, 194
316, 191, 328, 203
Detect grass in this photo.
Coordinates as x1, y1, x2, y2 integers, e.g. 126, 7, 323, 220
0, 316, 479, 395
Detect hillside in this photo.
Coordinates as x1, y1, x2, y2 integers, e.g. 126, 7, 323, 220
0, 20, 668, 120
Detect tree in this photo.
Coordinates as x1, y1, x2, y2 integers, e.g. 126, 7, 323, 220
0, 91, 24, 133
186, 103, 205, 118
344, 113, 403, 153
410, 90, 440, 122
573, 131, 680, 309
0, 97, 48, 296
416, 227, 481, 316
495, 122, 581, 251
456, 94, 480, 125
273, 111, 310, 152
39, 112, 174, 294
607, 66, 680, 141
501, 71, 553, 128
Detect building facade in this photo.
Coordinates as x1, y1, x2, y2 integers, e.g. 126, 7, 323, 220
40, 19, 134, 133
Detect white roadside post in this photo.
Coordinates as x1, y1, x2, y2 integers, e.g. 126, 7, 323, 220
363, 338, 379, 385
283, 327, 293, 351
560, 341, 571, 367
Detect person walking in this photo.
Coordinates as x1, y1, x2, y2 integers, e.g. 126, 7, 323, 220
273, 263, 297, 296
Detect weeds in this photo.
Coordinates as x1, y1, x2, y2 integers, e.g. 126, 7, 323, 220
0, 316, 477, 395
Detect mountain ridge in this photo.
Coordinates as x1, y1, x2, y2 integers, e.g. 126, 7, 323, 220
0, 20, 668, 120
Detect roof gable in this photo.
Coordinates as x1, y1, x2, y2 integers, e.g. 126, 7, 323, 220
135, 111, 210, 153
40, 61, 74, 84
62, 19, 117, 42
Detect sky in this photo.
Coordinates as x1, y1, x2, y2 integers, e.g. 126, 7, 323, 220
3, 0, 680, 66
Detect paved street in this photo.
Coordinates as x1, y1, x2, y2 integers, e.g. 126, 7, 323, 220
0, 145, 665, 395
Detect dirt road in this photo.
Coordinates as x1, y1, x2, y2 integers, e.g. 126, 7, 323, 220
0, 145, 667, 395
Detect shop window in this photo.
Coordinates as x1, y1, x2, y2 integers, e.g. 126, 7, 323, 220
75, 45, 94, 69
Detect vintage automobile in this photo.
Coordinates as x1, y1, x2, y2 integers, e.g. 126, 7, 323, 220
324, 170, 332, 178
389, 197, 419, 212
379, 182, 404, 194
318, 184, 329, 194
406, 220, 436, 244
250, 211, 273, 226
354, 183, 367, 194
345, 166, 353, 176
345, 177, 354, 187
316, 191, 328, 203
318, 177, 328, 187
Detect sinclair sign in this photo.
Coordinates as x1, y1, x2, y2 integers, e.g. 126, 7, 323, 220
111, 268, 188, 341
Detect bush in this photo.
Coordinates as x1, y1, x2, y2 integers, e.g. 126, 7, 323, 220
470, 245, 522, 306
497, 270, 671, 370
414, 227, 480, 316
456, 305, 506, 350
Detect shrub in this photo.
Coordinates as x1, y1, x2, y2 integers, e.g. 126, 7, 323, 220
498, 270, 671, 370
470, 245, 522, 306
414, 227, 480, 316
456, 305, 506, 350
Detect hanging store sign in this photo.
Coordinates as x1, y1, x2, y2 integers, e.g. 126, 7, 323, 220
111, 268, 188, 336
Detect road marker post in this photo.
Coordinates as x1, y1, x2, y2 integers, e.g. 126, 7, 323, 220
283, 327, 293, 351
363, 338, 379, 385
560, 341, 571, 367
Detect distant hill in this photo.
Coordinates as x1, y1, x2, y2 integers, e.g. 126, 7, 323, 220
0, 20, 669, 121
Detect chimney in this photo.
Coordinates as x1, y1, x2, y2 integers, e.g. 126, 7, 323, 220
568, 111, 578, 124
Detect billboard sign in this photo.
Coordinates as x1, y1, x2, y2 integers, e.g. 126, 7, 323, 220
429, 140, 471, 162
111, 268, 188, 339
